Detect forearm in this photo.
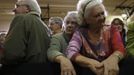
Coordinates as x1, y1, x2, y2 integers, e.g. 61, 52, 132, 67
55, 55, 67, 63
47, 48, 63, 62
74, 54, 96, 68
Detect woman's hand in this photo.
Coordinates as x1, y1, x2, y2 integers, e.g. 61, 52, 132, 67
74, 55, 104, 75
55, 56, 76, 75
87, 58, 104, 75
101, 53, 119, 75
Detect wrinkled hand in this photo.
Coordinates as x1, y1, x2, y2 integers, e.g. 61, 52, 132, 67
87, 59, 104, 75
102, 55, 119, 75
60, 57, 76, 75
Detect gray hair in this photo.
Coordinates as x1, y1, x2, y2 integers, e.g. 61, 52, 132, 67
49, 17, 63, 27
77, 0, 103, 25
64, 11, 79, 24
63, 11, 79, 30
16, 0, 41, 16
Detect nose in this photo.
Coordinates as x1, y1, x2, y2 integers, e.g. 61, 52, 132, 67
100, 14, 105, 20
67, 24, 74, 30
68, 23, 72, 26
99, 14, 105, 23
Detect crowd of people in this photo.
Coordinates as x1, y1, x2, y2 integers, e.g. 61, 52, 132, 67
0, 0, 134, 75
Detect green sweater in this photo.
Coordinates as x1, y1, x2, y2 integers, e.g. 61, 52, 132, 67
126, 22, 134, 56
3, 13, 50, 64
47, 32, 70, 61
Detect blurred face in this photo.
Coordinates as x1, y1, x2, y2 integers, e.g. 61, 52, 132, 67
64, 17, 78, 34
13, 4, 29, 14
48, 22, 61, 34
85, 4, 106, 28
112, 20, 123, 32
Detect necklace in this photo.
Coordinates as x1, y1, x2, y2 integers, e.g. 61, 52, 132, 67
88, 29, 103, 45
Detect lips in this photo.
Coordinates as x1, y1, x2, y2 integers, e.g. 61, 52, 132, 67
67, 28, 73, 31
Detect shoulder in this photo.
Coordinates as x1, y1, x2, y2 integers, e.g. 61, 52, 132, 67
76, 27, 88, 36
12, 14, 26, 21
52, 33, 64, 40
24, 14, 39, 20
13, 14, 39, 22
50, 33, 65, 45
10, 14, 26, 27
14, 14, 26, 18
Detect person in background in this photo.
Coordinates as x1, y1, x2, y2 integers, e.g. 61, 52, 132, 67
119, 21, 134, 75
111, 18, 126, 46
47, 11, 79, 75
66, 0, 125, 75
49, 17, 63, 35
0, 0, 51, 75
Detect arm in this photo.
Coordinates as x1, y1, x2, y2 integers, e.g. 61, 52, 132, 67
47, 35, 64, 62
47, 34, 76, 75
3, 15, 26, 64
102, 27, 125, 75
66, 31, 103, 75
66, 31, 82, 60
55, 55, 76, 75
111, 26, 125, 61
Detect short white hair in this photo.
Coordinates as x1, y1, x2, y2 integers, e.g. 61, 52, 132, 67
77, 0, 104, 25
64, 11, 78, 23
16, 0, 41, 16
64, 11, 79, 23
49, 17, 63, 27
63, 11, 79, 28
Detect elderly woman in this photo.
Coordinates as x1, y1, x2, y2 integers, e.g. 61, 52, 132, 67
47, 11, 79, 75
66, 0, 125, 75
111, 18, 126, 46
48, 17, 63, 35
119, 21, 134, 75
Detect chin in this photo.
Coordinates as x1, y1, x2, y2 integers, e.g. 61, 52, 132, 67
66, 32, 72, 34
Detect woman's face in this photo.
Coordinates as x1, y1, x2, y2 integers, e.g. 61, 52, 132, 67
64, 17, 78, 34
112, 20, 123, 32
85, 4, 106, 28
48, 22, 61, 34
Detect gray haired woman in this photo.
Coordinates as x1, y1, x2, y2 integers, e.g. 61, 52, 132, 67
66, 0, 125, 75
48, 17, 63, 35
47, 11, 79, 75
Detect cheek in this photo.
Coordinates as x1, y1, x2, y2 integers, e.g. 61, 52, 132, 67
50, 25, 56, 30
118, 26, 122, 29
14, 8, 19, 12
85, 18, 91, 24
